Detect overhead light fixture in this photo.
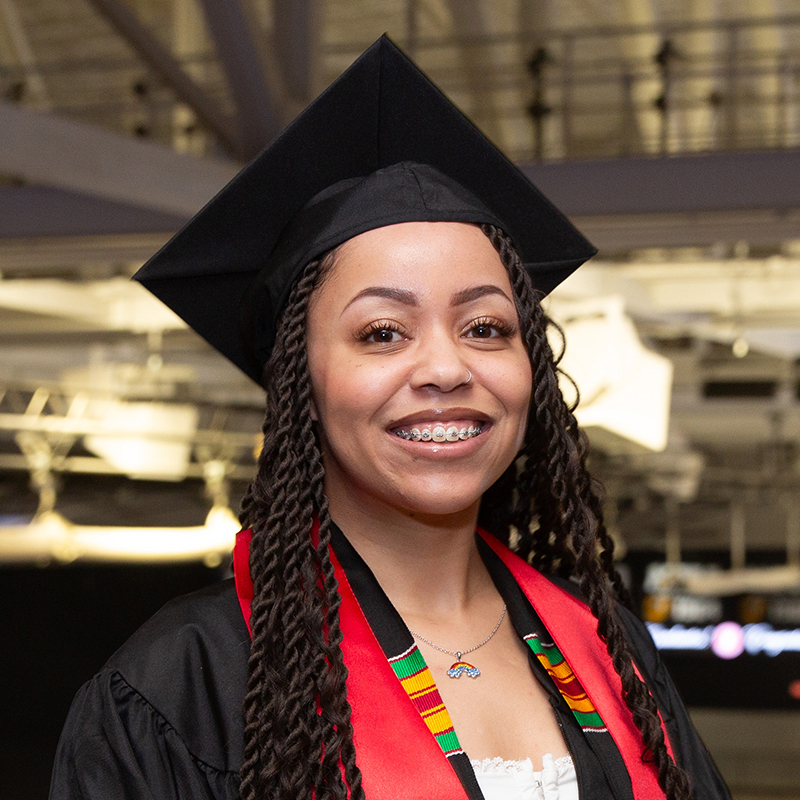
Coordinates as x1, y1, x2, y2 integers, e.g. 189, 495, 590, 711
548, 295, 673, 453
84, 400, 198, 480
732, 336, 750, 358
0, 505, 239, 565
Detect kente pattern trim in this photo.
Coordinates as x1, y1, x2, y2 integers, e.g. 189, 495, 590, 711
388, 643, 464, 757
524, 633, 608, 733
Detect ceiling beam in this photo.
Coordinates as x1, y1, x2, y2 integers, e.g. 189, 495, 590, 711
3, 139, 798, 251
197, 0, 281, 157
0, 186, 185, 239
523, 150, 800, 217
616, 0, 659, 153
523, 149, 800, 251
0, 0, 50, 109
444, 0, 504, 148
85, 0, 242, 157
575, 209, 800, 253
273, 0, 320, 103
0, 233, 172, 274
0, 100, 239, 217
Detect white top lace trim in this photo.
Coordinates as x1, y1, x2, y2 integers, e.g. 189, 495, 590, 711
470, 755, 574, 774
470, 753, 579, 800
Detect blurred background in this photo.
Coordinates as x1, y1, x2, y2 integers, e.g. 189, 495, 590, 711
1, 0, 800, 798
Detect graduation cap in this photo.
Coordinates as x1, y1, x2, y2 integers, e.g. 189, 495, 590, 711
134, 35, 595, 385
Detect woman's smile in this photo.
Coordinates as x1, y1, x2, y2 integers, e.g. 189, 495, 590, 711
392, 423, 484, 443
389, 407, 489, 445
306, 221, 532, 519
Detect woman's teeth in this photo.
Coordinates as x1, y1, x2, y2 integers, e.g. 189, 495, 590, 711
393, 424, 483, 443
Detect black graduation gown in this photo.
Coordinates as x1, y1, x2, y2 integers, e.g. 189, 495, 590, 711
49, 542, 730, 800
49, 580, 248, 800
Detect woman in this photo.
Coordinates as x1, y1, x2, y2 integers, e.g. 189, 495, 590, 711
51, 37, 729, 800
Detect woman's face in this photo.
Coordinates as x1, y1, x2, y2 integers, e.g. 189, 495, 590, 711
306, 221, 532, 519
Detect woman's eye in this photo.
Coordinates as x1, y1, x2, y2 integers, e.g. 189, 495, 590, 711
361, 325, 405, 344
465, 319, 512, 339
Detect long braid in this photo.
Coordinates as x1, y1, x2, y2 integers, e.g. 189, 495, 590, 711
481, 224, 693, 800
239, 253, 364, 800
550, 336, 633, 605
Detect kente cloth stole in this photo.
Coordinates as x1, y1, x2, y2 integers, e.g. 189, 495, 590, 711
233, 526, 671, 800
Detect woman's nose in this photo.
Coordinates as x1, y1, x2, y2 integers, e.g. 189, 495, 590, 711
408, 334, 472, 393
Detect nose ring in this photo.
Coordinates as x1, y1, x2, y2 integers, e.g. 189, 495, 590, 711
464, 370, 472, 385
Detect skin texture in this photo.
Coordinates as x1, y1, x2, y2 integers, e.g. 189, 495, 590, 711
306, 222, 570, 763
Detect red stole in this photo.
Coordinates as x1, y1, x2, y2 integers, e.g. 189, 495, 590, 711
233, 528, 670, 799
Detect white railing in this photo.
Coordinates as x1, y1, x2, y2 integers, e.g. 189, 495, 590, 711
366, 14, 800, 161
3, 15, 799, 162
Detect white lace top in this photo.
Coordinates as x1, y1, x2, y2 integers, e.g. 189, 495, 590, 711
470, 754, 578, 800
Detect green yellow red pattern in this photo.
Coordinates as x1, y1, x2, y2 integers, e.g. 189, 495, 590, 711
388, 644, 464, 757
524, 633, 607, 732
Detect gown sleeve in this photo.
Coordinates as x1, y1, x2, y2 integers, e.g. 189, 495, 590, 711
49, 669, 240, 800
49, 580, 249, 800
616, 606, 732, 800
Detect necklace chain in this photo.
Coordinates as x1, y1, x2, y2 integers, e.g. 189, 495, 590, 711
407, 604, 507, 660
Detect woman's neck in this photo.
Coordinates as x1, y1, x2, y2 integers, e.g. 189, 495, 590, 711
327, 491, 497, 621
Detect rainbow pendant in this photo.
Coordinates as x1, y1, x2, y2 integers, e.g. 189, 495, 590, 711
447, 654, 481, 679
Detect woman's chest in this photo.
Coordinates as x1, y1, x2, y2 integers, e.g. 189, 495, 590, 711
420, 625, 569, 764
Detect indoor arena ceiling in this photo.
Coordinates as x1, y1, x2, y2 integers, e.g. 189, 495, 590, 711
2, 0, 800, 567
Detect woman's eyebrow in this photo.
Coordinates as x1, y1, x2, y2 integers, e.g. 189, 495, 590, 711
450, 285, 513, 306
343, 287, 418, 312
342, 284, 512, 313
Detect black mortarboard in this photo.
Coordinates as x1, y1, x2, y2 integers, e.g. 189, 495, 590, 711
134, 35, 595, 385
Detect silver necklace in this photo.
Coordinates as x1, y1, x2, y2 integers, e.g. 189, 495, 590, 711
407, 604, 507, 679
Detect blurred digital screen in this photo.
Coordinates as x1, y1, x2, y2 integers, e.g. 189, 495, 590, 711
637, 559, 800, 708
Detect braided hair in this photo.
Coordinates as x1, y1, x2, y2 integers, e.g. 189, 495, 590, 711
239, 251, 361, 800
239, 226, 693, 800
478, 225, 692, 800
